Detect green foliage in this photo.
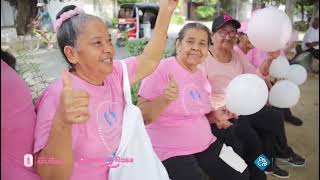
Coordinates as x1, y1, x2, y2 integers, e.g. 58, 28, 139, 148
191, 0, 217, 4
171, 13, 185, 25
131, 82, 140, 105
117, 0, 143, 4
293, 20, 309, 32
125, 38, 148, 56
111, 18, 117, 28
15, 52, 55, 102
296, 0, 315, 6
196, 6, 216, 20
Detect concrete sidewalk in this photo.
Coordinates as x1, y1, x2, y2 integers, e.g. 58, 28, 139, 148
269, 74, 319, 180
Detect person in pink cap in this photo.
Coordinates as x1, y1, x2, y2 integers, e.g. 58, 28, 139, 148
236, 18, 305, 127
199, 14, 292, 179
33, 2, 178, 180
235, 18, 306, 176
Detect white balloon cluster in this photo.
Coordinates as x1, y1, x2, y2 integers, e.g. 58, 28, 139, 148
224, 7, 307, 115
268, 56, 307, 108
225, 63, 307, 115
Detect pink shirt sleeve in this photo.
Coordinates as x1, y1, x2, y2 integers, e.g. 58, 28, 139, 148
138, 64, 167, 100
236, 51, 268, 79
33, 84, 61, 153
113, 57, 138, 83
197, 58, 209, 78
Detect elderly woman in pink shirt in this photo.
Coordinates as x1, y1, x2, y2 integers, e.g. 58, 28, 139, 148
199, 14, 292, 179
33, 2, 177, 180
138, 22, 250, 180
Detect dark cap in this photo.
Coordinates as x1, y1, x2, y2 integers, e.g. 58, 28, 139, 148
211, 14, 241, 32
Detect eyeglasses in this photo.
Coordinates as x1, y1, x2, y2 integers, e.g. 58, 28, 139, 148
217, 30, 237, 38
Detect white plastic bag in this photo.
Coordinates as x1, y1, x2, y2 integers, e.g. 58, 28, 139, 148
108, 61, 170, 180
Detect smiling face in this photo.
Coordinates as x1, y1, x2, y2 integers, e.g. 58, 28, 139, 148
212, 22, 238, 50
67, 19, 115, 83
176, 28, 209, 71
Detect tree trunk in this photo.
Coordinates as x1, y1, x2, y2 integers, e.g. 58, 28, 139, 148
113, 0, 117, 18
251, 0, 259, 12
301, 5, 304, 21
16, 0, 37, 35
310, 1, 319, 25
285, 0, 297, 22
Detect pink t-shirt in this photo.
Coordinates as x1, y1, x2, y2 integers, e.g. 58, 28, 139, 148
245, 48, 268, 68
239, 46, 286, 68
33, 58, 137, 180
199, 50, 259, 110
138, 57, 216, 161
1, 61, 40, 180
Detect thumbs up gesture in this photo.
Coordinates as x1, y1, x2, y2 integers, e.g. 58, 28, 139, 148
58, 71, 90, 124
163, 74, 179, 103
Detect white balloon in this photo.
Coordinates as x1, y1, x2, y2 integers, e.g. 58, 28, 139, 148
226, 74, 269, 115
269, 56, 290, 78
247, 7, 292, 52
269, 80, 300, 108
286, 64, 307, 85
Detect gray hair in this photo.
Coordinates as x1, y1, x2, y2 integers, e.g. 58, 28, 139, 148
172, 22, 211, 56
56, 5, 102, 70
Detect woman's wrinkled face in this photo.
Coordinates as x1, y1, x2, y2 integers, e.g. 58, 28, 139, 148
212, 23, 237, 50
71, 19, 115, 80
176, 28, 209, 67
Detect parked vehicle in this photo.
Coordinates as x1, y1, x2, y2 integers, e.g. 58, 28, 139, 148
116, 3, 159, 47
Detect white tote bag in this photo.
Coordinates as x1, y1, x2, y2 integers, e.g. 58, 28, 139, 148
108, 61, 170, 180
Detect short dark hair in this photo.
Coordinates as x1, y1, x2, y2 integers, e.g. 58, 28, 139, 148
1, 49, 16, 70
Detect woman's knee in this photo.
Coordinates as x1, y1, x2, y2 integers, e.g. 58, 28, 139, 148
267, 109, 284, 134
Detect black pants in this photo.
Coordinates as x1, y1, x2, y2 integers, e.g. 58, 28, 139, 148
211, 106, 283, 180
162, 139, 250, 180
273, 108, 296, 158
306, 48, 319, 60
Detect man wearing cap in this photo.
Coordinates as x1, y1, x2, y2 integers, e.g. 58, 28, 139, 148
199, 14, 290, 179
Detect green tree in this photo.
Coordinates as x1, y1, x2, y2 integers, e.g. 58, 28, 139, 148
285, 0, 297, 21
191, 0, 217, 4
196, 6, 216, 20
5, 0, 38, 35
117, 0, 143, 4
296, 0, 316, 21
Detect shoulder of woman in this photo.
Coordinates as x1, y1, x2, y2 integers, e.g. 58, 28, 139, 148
34, 79, 62, 110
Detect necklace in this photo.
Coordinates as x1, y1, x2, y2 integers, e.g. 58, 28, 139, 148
96, 98, 120, 158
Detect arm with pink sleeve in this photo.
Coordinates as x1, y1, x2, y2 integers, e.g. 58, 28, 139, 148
33, 84, 75, 180
137, 64, 171, 124
237, 51, 269, 79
